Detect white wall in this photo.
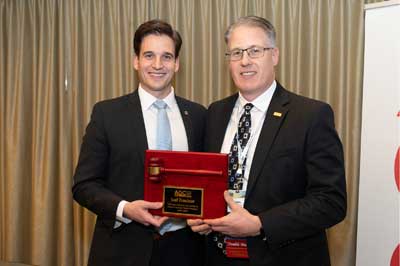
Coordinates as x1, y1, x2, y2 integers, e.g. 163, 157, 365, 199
356, 1, 400, 266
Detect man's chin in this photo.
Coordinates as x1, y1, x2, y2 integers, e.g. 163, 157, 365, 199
236, 85, 255, 93
142, 83, 172, 94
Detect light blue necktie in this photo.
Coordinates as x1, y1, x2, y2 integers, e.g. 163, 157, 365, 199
153, 100, 172, 150
153, 100, 186, 235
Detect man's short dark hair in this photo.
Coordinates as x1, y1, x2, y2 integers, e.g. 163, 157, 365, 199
133, 19, 182, 58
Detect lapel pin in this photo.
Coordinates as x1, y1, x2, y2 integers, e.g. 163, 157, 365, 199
184, 110, 189, 115
273, 112, 282, 117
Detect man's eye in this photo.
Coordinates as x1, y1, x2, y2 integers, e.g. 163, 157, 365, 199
250, 47, 262, 54
231, 50, 242, 57
163, 54, 173, 61
144, 53, 154, 59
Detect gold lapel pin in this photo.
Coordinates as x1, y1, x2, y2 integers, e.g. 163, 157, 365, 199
273, 112, 282, 117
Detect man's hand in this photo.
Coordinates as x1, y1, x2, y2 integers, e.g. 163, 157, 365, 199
204, 191, 262, 237
123, 200, 168, 227
187, 219, 212, 235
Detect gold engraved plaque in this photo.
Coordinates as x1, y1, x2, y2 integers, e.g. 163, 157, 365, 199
163, 186, 204, 217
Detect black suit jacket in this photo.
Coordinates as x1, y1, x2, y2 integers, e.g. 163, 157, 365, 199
205, 83, 346, 266
72, 90, 206, 266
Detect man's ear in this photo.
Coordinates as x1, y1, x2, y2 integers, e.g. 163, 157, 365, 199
272, 48, 279, 67
174, 56, 180, 72
133, 55, 139, 70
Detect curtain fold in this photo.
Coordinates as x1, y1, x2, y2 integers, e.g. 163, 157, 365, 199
0, 0, 377, 265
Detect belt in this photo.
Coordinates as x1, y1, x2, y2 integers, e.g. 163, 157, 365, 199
152, 227, 189, 241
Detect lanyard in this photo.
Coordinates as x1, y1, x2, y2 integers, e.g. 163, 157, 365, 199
233, 105, 265, 178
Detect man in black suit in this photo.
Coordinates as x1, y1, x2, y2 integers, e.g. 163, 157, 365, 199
189, 16, 346, 266
72, 20, 206, 266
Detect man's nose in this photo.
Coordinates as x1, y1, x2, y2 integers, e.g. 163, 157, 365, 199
152, 57, 163, 69
240, 51, 251, 66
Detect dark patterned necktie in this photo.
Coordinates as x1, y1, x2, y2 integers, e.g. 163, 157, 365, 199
228, 103, 254, 191
214, 103, 254, 253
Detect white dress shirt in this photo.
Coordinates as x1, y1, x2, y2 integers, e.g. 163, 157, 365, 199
115, 85, 188, 230
139, 86, 188, 151
220, 80, 276, 194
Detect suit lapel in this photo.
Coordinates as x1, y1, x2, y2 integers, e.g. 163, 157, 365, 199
176, 97, 194, 150
128, 90, 148, 166
211, 94, 238, 152
246, 85, 290, 199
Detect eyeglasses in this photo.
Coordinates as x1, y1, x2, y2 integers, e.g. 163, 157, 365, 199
225, 46, 274, 61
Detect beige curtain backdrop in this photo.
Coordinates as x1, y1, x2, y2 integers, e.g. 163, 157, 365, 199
0, 0, 383, 265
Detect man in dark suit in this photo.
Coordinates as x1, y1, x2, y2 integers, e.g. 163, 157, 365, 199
188, 16, 346, 266
72, 20, 206, 266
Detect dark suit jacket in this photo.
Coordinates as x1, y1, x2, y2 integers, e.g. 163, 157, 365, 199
205, 83, 346, 266
72, 90, 206, 266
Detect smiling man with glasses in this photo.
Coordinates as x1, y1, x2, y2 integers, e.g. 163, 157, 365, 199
188, 16, 347, 266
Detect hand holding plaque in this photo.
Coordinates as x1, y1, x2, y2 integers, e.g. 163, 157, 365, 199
144, 150, 228, 219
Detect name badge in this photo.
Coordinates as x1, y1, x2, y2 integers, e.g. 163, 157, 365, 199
225, 237, 249, 258
225, 190, 249, 258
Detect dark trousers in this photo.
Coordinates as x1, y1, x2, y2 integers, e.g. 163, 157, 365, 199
150, 227, 205, 266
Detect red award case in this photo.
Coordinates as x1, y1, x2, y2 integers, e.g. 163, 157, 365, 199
144, 150, 228, 219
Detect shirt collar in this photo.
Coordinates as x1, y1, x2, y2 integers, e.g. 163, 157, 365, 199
237, 80, 276, 112
138, 84, 176, 110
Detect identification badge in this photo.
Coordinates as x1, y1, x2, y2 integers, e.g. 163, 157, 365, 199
227, 189, 245, 212
225, 237, 249, 258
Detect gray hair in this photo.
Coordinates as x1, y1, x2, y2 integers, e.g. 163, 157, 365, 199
224, 16, 276, 47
